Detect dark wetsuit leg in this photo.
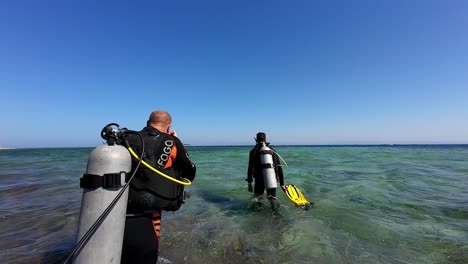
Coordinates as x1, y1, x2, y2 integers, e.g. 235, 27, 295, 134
266, 188, 277, 198
121, 214, 159, 264
254, 177, 265, 196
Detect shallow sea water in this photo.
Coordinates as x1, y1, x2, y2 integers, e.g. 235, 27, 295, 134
1, 145, 467, 263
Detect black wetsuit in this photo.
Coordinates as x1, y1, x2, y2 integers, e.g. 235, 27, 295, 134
247, 142, 284, 198
121, 126, 196, 264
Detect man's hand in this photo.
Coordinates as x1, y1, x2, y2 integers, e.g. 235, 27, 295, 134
281, 185, 287, 192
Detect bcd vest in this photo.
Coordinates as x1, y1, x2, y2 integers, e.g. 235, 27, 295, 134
127, 128, 185, 212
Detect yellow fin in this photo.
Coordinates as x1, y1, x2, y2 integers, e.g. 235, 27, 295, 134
284, 184, 311, 208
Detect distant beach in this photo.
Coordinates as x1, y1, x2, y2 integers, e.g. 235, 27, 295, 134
0, 147, 15, 150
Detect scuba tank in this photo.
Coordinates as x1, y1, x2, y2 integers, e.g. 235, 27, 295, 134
259, 142, 277, 190
74, 124, 131, 264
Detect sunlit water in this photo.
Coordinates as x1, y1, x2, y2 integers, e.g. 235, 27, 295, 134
1, 145, 467, 263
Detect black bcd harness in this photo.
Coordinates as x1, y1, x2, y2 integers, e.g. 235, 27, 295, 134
80, 172, 128, 189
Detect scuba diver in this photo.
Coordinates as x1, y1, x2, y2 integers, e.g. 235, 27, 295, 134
246, 132, 286, 210
121, 110, 196, 264
69, 110, 195, 264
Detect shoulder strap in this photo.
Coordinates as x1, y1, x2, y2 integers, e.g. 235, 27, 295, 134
141, 129, 175, 170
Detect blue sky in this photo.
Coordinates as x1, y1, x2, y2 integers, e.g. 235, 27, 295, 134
1, 0, 467, 148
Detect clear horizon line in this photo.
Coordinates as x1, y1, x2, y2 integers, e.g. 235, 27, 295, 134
2, 143, 468, 149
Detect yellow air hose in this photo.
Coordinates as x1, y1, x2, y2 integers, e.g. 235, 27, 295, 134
127, 147, 192, 186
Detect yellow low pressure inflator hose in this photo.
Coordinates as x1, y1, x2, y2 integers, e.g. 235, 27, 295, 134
127, 147, 192, 186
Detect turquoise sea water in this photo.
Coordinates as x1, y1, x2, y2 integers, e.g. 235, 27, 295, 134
1, 145, 467, 264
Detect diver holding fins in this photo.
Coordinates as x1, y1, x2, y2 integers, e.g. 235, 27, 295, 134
246, 132, 312, 211
246, 132, 286, 210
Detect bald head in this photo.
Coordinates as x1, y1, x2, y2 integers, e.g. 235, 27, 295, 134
147, 110, 172, 133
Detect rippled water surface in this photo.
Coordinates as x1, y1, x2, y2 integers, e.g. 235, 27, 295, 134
1, 145, 467, 263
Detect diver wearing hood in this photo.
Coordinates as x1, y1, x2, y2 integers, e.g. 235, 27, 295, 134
246, 132, 286, 208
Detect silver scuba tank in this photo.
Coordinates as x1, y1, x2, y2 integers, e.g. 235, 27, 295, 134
74, 143, 131, 264
259, 142, 277, 190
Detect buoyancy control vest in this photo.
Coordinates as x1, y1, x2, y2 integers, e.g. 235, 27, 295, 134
127, 127, 185, 212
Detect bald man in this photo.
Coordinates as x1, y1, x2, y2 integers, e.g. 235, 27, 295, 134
121, 110, 196, 264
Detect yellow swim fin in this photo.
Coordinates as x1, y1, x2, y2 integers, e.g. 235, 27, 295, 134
284, 184, 312, 210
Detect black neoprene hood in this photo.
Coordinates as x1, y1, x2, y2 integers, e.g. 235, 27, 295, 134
256, 132, 266, 142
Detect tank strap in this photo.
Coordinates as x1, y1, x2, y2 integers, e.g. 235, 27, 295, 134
80, 171, 127, 189
261, 163, 274, 168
